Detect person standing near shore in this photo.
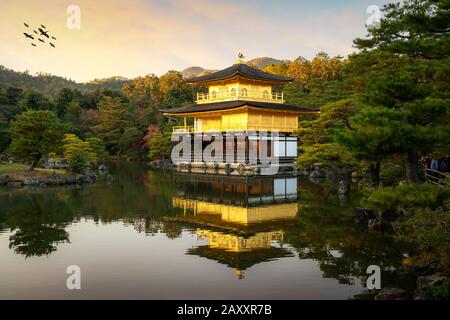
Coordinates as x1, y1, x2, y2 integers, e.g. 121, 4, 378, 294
430, 159, 439, 171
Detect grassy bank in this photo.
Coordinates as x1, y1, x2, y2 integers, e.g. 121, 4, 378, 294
0, 163, 68, 180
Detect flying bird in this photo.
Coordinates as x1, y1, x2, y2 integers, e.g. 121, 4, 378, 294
22, 23, 57, 48
23, 32, 34, 39
38, 28, 49, 38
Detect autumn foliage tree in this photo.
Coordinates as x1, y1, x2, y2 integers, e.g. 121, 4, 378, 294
63, 134, 97, 163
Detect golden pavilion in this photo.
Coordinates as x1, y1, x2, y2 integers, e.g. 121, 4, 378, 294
163, 59, 316, 172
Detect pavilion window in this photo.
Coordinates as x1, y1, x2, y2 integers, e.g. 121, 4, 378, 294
230, 88, 237, 97
241, 88, 248, 97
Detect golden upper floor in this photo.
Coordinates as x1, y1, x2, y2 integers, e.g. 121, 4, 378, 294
196, 81, 284, 104
188, 63, 293, 105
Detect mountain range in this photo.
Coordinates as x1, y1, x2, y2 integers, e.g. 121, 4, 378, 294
181, 57, 290, 78
0, 57, 291, 96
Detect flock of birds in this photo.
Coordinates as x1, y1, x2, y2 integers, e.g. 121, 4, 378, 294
23, 23, 56, 48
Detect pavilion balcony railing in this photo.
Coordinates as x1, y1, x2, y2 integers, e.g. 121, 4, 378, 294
172, 124, 298, 134
172, 126, 194, 133
195, 90, 284, 104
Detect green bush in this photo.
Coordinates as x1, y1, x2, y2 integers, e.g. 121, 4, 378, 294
68, 149, 89, 174
365, 184, 450, 273
148, 132, 172, 161
380, 163, 406, 186
365, 184, 450, 213
423, 278, 450, 300
394, 208, 450, 273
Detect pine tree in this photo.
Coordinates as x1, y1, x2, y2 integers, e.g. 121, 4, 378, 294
344, 0, 450, 183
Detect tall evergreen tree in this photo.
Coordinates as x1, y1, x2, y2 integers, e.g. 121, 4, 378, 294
343, 0, 450, 183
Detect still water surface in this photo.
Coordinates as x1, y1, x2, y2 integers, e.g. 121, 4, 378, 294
0, 162, 416, 299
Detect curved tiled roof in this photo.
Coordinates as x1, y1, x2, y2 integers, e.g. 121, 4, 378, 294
187, 63, 294, 84
162, 100, 317, 115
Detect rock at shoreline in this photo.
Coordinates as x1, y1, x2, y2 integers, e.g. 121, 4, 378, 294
297, 168, 310, 177
24, 176, 39, 186
150, 160, 173, 170
64, 176, 77, 184
338, 180, 350, 195
309, 163, 326, 179
374, 288, 406, 300
87, 173, 97, 183
6, 181, 23, 188
413, 276, 447, 300
0, 171, 100, 189
417, 276, 446, 289
106, 174, 114, 183
82, 174, 96, 184
0, 174, 11, 185
413, 289, 431, 300
44, 174, 64, 185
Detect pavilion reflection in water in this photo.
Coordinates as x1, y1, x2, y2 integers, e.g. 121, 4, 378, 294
170, 173, 300, 279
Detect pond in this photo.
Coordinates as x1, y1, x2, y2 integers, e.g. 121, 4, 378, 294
0, 162, 417, 299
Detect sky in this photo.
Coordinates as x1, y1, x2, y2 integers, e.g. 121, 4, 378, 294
0, 0, 394, 82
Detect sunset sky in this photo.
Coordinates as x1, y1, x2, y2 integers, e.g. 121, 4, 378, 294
0, 0, 392, 82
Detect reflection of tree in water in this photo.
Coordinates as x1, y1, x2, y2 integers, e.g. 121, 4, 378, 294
1, 193, 73, 258
123, 217, 183, 239
9, 224, 69, 258
285, 184, 417, 293
161, 221, 183, 239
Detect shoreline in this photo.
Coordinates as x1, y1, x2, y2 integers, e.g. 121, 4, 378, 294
0, 162, 97, 188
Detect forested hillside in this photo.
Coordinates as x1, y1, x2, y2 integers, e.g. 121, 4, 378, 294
0, 65, 132, 96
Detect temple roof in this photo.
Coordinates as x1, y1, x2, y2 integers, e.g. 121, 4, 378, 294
162, 100, 316, 115
187, 63, 294, 84
187, 246, 294, 271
